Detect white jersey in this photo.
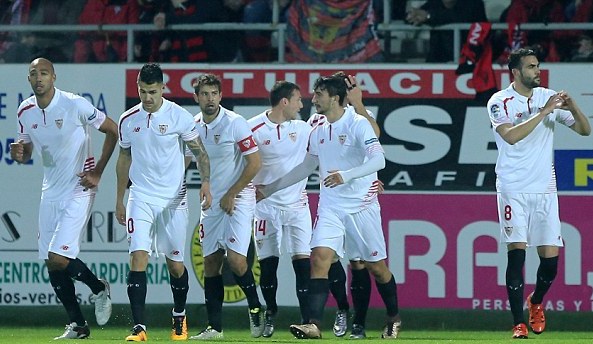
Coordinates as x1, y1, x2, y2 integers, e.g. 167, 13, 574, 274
249, 111, 311, 209
308, 106, 384, 212
487, 84, 575, 193
17, 88, 106, 201
119, 98, 198, 207
194, 106, 258, 200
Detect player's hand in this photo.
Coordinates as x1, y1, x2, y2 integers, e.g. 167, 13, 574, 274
323, 170, 344, 188
345, 75, 363, 106
9, 140, 25, 162
542, 93, 565, 114
116, 202, 126, 225
557, 90, 575, 111
77, 170, 101, 190
200, 181, 212, 210
220, 192, 237, 215
378, 179, 385, 194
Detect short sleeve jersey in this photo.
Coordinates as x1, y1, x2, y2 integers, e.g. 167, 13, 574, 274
194, 106, 258, 200
308, 107, 384, 212
249, 111, 311, 209
118, 98, 198, 207
487, 84, 575, 193
17, 88, 106, 201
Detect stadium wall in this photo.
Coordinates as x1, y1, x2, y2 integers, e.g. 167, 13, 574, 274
0, 63, 592, 312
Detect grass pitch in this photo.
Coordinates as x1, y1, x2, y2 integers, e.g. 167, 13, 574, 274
2, 327, 593, 343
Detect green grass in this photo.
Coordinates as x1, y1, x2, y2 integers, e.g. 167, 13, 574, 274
3, 327, 593, 343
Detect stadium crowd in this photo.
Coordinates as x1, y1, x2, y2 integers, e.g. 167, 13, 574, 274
1, 0, 593, 64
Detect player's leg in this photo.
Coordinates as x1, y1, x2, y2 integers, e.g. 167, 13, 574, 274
328, 257, 349, 337
191, 209, 226, 339
290, 208, 343, 339
499, 193, 529, 339
124, 200, 155, 342
253, 203, 282, 336
285, 207, 312, 326
162, 207, 190, 340
528, 193, 563, 335
227, 198, 264, 338
347, 204, 400, 339
349, 260, 370, 339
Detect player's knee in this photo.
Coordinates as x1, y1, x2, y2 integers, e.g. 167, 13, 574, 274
46, 253, 69, 271
365, 260, 389, 280
538, 256, 559, 282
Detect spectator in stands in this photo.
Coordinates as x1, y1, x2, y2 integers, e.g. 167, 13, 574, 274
0, 32, 42, 63
570, 33, 593, 62
27, 0, 87, 62
74, 0, 140, 63
406, 0, 488, 63
242, 0, 290, 62
134, 0, 171, 62
500, 0, 565, 62
285, 0, 383, 63
0, 0, 30, 58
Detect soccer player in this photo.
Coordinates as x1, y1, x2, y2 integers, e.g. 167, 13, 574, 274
10, 57, 116, 340
115, 63, 212, 342
248, 81, 312, 337
308, 73, 379, 339
258, 75, 401, 339
189, 74, 264, 340
486, 48, 591, 339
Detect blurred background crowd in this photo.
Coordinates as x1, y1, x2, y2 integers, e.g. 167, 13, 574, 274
0, 0, 592, 64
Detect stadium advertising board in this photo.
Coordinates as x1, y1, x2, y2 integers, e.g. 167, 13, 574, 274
0, 64, 592, 309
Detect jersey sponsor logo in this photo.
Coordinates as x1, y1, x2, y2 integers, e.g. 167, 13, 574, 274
214, 134, 221, 144
490, 104, 501, 118
364, 138, 378, 145
320, 138, 324, 144
61, 245, 69, 251
339, 134, 347, 145
55, 119, 63, 129
171, 250, 180, 256
158, 124, 168, 134
133, 127, 140, 132
289, 132, 297, 142
264, 139, 271, 145
31, 124, 38, 129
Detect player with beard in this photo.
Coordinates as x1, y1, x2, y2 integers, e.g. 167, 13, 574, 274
487, 48, 590, 339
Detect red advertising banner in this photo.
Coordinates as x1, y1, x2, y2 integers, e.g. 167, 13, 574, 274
310, 193, 593, 311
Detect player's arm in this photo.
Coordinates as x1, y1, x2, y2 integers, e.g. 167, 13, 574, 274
186, 136, 212, 210
79, 116, 118, 189
258, 153, 319, 200
115, 147, 132, 225
9, 140, 33, 164
345, 75, 380, 136
220, 150, 261, 214
496, 93, 566, 145
559, 91, 591, 136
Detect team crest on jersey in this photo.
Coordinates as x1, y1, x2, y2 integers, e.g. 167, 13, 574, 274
214, 134, 221, 144
289, 132, 297, 142
55, 119, 63, 129
159, 124, 168, 134
339, 134, 347, 145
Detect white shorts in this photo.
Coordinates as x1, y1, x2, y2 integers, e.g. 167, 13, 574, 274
38, 195, 94, 260
497, 192, 563, 247
199, 194, 255, 257
126, 199, 188, 261
253, 201, 311, 260
311, 202, 387, 262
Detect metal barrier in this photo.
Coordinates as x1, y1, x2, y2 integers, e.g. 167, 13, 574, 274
1, 20, 592, 63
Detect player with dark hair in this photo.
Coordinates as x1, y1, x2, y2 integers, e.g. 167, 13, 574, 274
487, 48, 590, 339
10, 57, 117, 340
116, 63, 212, 341
259, 74, 401, 339
190, 73, 265, 340
249, 80, 311, 337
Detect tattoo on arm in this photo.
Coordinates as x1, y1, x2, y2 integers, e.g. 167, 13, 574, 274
187, 137, 210, 182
